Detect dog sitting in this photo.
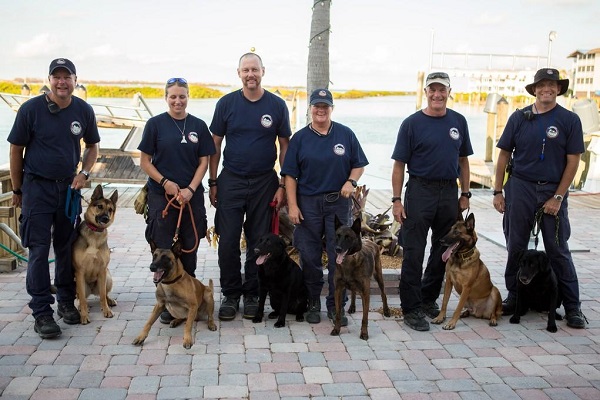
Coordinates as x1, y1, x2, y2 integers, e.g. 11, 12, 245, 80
132, 240, 217, 349
331, 216, 390, 340
509, 249, 562, 333
72, 184, 118, 325
432, 212, 502, 330
252, 233, 308, 327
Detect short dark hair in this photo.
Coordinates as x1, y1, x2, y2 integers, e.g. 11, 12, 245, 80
238, 52, 263, 68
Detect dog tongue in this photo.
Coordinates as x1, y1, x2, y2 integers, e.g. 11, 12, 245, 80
336, 250, 348, 265
256, 254, 269, 266
442, 243, 460, 262
153, 270, 164, 283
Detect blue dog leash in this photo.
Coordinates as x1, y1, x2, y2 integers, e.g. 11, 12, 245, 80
65, 186, 82, 227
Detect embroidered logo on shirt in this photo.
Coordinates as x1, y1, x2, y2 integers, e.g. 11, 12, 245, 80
188, 132, 199, 143
449, 127, 460, 140
71, 121, 82, 135
333, 144, 345, 156
546, 126, 559, 139
261, 114, 273, 128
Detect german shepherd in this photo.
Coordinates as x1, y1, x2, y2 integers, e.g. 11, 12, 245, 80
132, 240, 217, 349
510, 249, 562, 333
432, 213, 502, 330
252, 233, 308, 327
331, 216, 390, 340
72, 184, 118, 325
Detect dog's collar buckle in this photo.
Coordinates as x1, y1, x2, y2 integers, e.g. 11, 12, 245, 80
86, 222, 105, 232
458, 246, 476, 260
161, 274, 183, 285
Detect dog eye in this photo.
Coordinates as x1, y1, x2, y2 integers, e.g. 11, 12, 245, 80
97, 204, 104, 210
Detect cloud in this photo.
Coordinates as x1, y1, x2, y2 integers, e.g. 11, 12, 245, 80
473, 12, 507, 26
15, 33, 62, 57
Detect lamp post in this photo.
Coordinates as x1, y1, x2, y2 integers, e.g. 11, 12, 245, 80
547, 31, 557, 67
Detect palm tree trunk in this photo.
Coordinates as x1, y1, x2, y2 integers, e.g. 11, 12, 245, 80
306, 0, 331, 123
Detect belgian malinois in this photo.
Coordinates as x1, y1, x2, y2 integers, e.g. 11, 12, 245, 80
331, 216, 391, 340
72, 184, 119, 325
432, 213, 502, 330
132, 240, 217, 349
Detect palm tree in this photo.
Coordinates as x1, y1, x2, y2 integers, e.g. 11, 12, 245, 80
306, 0, 331, 123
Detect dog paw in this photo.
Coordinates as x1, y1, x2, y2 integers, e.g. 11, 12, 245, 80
348, 306, 356, 314
268, 311, 279, 319
509, 316, 520, 324
431, 317, 444, 325
442, 323, 456, 330
103, 310, 114, 319
274, 320, 286, 328
359, 332, 369, 341
296, 315, 304, 322
170, 319, 184, 328
330, 328, 340, 336
489, 319, 498, 327
547, 324, 557, 333
132, 336, 146, 346
80, 315, 91, 325
108, 298, 117, 307
207, 322, 217, 331
383, 308, 391, 318
252, 316, 263, 324
183, 341, 193, 349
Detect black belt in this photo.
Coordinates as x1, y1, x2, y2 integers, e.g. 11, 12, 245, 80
410, 175, 456, 185
26, 173, 73, 183
534, 180, 558, 185
226, 168, 273, 180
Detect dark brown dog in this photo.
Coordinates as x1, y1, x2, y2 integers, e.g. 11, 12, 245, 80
72, 184, 118, 325
252, 233, 308, 327
510, 249, 562, 333
331, 216, 390, 340
432, 213, 502, 330
132, 241, 217, 349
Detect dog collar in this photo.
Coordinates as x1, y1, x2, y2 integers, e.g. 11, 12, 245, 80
86, 222, 105, 232
161, 274, 183, 285
457, 246, 476, 260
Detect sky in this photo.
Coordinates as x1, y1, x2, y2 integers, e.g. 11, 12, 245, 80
1, 0, 599, 91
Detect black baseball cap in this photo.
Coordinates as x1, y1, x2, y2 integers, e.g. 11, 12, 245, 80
309, 88, 333, 106
49, 58, 76, 75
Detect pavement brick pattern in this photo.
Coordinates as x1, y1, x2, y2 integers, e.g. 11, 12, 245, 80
0, 189, 598, 399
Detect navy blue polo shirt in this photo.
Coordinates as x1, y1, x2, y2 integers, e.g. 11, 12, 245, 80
138, 112, 215, 192
497, 104, 584, 183
209, 89, 291, 175
282, 121, 369, 196
7, 95, 100, 180
391, 109, 473, 180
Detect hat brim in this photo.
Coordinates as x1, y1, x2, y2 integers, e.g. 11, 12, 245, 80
49, 66, 75, 75
525, 79, 569, 96
310, 100, 333, 106
426, 78, 450, 87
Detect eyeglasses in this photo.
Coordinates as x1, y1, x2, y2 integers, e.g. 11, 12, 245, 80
426, 72, 449, 80
167, 77, 188, 85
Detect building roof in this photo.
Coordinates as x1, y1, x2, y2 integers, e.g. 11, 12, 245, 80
568, 48, 600, 58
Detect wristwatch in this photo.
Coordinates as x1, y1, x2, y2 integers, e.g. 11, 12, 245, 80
553, 194, 564, 202
79, 170, 90, 180
346, 179, 358, 188
461, 191, 472, 198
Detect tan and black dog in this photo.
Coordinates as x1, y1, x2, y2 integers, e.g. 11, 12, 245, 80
132, 240, 217, 349
432, 213, 502, 330
72, 184, 119, 325
331, 216, 390, 340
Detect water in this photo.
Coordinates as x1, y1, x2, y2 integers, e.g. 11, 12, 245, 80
0, 95, 488, 190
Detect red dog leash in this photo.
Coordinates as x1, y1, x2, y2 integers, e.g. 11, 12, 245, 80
270, 200, 279, 235
162, 193, 199, 253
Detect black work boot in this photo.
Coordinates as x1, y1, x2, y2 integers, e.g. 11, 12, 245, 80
57, 302, 81, 325
502, 296, 516, 316
306, 297, 321, 324
243, 295, 259, 319
566, 309, 587, 329
34, 315, 62, 339
218, 296, 240, 321
327, 307, 348, 327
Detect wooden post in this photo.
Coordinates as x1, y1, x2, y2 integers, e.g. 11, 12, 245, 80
495, 98, 509, 162
416, 71, 424, 110
485, 112, 496, 162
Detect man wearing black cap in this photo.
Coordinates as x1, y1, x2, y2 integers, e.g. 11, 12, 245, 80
7, 58, 100, 338
492, 68, 587, 329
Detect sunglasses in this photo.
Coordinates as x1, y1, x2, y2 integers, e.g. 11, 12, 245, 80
166, 77, 188, 85
427, 72, 449, 80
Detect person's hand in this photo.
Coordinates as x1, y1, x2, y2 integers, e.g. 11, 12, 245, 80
178, 187, 194, 204
459, 196, 469, 212
493, 194, 505, 214
543, 197, 561, 216
392, 201, 406, 224
71, 173, 87, 190
164, 180, 180, 197
274, 187, 286, 209
11, 193, 22, 208
287, 205, 303, 225
209, 186, 217, 207
340, 181, 354, 198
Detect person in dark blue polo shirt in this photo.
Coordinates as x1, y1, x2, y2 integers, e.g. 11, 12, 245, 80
209, 53, 291, 321
138, 77, 215, 324
8, 58, 100, 338
282, 88, 368, 325
391, 72, 473, 331
492, 68, 587, 329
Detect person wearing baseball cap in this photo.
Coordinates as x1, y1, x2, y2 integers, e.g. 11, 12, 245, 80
493, 68, 587, 329
281, 88, 368, 325
7, 58, 99, 338
391, 71, 474, 331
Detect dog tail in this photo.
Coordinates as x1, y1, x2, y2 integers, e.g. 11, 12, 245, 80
208, 279, 214, 293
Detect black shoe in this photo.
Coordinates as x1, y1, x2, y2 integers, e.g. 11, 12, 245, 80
404, 309, 430, 331
243, 295, 259, 319
218, 296, 240, 321
502, 297, 516, 316
565, 309, 587, 329
159, 310, 174, 324
327, 308, 348, 327
34, 315, 62, 339
306, 298, 321, 324
422, 301, 440, 319
57, 302, 81, 325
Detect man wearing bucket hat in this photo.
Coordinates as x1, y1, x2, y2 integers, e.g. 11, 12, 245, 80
492, 68, 587, 329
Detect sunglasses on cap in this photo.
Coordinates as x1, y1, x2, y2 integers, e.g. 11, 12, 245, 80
426, 72, 449, 80
166, 77, 188, 84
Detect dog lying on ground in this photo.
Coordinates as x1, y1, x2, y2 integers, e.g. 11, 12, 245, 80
509, 249, 562, 333
331, 216, 390, 340
432, 212, 502, 330
132, 240, 217, 349
252, 233, 308, 327
72, 184, 119, 325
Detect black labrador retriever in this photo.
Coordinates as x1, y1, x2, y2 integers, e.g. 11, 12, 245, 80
252, 233, 308, 327
509, 249, 562, 333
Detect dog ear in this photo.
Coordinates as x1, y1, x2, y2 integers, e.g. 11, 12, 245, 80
351, 217, 362, 236
171, 240, 182, 258
456, 203, 464, 221
537, 251, 550, 271
91, 184, 103, 201
149, 240, 157, 254
109, 189, 119, 206
465, 213, 475, 231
